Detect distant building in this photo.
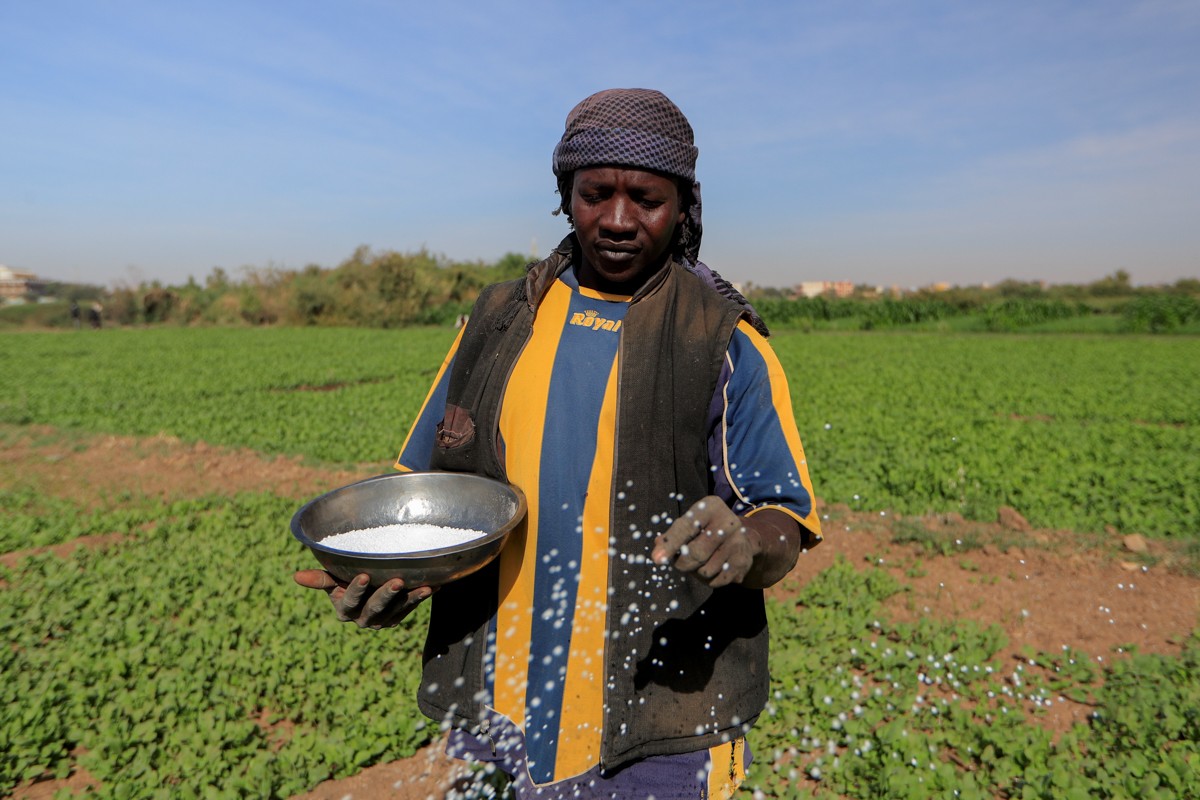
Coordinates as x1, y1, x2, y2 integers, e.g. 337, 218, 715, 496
0, 265, 46, 302
795, 280, 855, 298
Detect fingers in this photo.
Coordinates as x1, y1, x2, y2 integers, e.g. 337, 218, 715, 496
652, 496, 736, 565
358, 581, 436, 629
361, 579, 407, 623
652, 497, 740, 567
294, 568, 434, 628
371, 585, 437, 629
342, 577, 437, 628
333, 575, 372, 622
682, 533, 753, 587
696, 538, 752, 588
293, 569, 341, 590
652, 497, 755, 587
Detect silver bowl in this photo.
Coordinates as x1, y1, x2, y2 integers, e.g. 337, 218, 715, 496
291, 471, 526, 588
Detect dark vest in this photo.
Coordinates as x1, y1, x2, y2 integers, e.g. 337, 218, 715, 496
420, 237, 768, 771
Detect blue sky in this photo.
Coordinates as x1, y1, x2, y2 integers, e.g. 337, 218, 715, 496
2, 1, 1197, 289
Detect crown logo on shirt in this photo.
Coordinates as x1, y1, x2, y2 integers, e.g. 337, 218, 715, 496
569, 309, 623, 332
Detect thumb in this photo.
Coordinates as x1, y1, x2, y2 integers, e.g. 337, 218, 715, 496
293, 569, 341, 590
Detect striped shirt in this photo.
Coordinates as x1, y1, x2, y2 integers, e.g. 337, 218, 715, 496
397, 269, 819, 792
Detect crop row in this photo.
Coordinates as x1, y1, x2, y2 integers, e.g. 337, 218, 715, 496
784, 332, 1200, 539
0, 327, 454, 471
1, 492, 428, 797
1, 491, 1196, 798
3, 327, 1197, 538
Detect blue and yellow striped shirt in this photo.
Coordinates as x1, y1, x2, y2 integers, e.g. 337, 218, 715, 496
397, 269, 819, 787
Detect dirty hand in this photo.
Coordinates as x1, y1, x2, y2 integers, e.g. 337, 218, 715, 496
651, 496, 761, 588
293, 570, 434, 629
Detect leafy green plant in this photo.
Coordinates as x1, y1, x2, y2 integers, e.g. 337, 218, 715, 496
751, 559, 1200, 799
0, 327, 457, 466
4, 328, 1198, 538
782, 332, 1200, 538
1119, 294, 1200, 333
2, 504, 1198, 797
3, 326, 1199, 798
0, 493, 430, 797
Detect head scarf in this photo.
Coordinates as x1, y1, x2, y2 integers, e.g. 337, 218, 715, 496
553, 88, 699, 182
551, 88, 768, 336
552, 88, 704, 263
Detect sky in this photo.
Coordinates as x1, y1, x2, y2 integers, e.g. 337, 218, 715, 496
2, 1, 1198, 290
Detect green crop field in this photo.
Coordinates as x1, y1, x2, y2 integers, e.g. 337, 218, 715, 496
3, 328, 1197, 537
0, 327, 456, 468
779, 332, 1200, 539
2, 327, 1198, 799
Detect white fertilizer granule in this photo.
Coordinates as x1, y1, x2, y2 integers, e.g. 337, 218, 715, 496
321, 523, 488, 553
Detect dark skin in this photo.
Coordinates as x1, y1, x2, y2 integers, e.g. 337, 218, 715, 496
291, 569, 433, 629
294, 165, 803, 626
651, 500, 804, 590
570, 166, 685, 293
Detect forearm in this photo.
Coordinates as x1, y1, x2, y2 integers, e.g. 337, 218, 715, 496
740, 508, 804, 589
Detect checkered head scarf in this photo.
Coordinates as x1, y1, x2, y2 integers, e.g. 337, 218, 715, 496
553, 88, 699, 183
552, 88, 768, 335
552, 88, 703, 263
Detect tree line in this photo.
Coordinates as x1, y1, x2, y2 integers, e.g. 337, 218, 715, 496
9, 247, 530, 329
4, 254, 1199, 334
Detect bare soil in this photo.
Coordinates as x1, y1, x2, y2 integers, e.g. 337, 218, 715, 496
4, 426, 1198, 799
0, 425, 380, 507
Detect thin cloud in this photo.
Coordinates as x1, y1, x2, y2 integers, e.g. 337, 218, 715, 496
2, 0, 1197, 287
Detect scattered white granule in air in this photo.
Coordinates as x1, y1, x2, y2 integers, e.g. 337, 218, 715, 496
321, 523, 487, 553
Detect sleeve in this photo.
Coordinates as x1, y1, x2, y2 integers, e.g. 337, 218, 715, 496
394, 328, 464, 472
709, 320, 823, 547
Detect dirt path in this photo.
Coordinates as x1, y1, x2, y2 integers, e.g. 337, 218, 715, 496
4, 425, 1198, 798
0, 425, 382, 507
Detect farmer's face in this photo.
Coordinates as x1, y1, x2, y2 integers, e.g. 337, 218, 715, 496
571, 166, 685, 293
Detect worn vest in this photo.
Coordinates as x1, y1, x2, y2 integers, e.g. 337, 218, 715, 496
420, 237, 767, 771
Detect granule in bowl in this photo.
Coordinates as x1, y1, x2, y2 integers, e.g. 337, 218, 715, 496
321, 522, 488, 554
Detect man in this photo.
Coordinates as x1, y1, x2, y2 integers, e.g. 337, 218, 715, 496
296, 88, 821, 798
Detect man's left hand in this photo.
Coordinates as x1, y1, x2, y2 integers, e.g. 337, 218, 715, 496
652, 496, 761, 588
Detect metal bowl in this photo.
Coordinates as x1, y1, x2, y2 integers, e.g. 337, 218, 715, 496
291, 471, 526, 589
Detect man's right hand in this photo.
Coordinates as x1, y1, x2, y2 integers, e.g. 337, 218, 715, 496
293, 570, 434, 629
